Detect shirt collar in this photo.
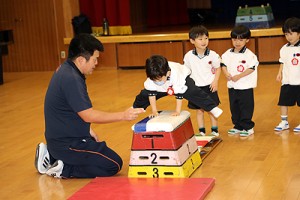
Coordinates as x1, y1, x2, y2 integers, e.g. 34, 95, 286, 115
66, 59, 86, 80
230, 46, 247, 53
287, 40, 300, 47
192, 48, 210, 58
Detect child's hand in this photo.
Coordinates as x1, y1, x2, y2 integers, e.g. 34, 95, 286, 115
225, 73, 232, 81
210, 81, 218, 92
276, 73, 282, 82
171, 111, 180, 116
231, 74, 241, 82
149, 111, 159, 118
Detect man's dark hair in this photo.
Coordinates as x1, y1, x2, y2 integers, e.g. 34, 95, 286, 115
68, 33, 104, 61
189, 25, 209, 40
231, 25, 251, 39
282, 17, 300, 33
145, 55, 170, 80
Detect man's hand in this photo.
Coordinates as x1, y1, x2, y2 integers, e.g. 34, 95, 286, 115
123, 107, 145, 121
90, 128, 99, 142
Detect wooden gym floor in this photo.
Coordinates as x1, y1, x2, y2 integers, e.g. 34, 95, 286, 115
0, 64, 299, 200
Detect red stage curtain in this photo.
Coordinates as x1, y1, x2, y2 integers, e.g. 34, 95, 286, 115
79, 0, 132, 35
147, 0, 189, 27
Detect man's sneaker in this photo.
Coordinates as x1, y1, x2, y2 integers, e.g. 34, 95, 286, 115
209, 131, 219, 137
210, 107, 223, 118
240, 128, 254, 137
228, 128, 241, 135
46, 160, 64, 179
35, 142, 51, 174
274, 121, 289, 131
195, 132, 206, 136
294, 124, 300, 132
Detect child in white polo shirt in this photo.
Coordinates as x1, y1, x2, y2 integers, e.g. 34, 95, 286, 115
274, 17, 300, 133
221, 25, 259, 137
184, 26, 221, 137
133, 55, 223, 119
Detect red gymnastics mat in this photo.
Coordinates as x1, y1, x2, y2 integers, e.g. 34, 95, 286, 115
68, 177, 215, 200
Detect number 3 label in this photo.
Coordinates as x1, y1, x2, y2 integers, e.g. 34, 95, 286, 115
153, 168, 159, 178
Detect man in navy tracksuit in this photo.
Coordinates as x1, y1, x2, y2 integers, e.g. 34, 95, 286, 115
34, 34, 144, 178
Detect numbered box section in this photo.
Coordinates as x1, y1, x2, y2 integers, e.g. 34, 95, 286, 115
131, 111, 194, 150
128, 150, 202, 178
195, 135, 215, 152
129, 136, 198, 166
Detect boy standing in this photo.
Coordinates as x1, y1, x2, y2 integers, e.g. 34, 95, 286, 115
133, 55, 223, 119
184, 26, 221, 136
274, 17, 300, 133
221, 25, 259, 137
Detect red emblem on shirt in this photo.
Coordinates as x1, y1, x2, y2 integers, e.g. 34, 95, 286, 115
167, 86, 174, 96
291, 58, 299, 65
237, 65, 244, 72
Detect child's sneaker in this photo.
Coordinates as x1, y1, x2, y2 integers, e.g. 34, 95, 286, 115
209, 131, 219, 137
35, 142, 51, 174
294, 124, 300, 132
274, 121, 289, 131
195, 132, 206, 136
228, 128, 241, 135
240, 128, 254, 137
46, 160, 64, 178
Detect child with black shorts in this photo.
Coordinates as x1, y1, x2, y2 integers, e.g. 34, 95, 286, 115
133, 55, 223, 119
184, 25, 221, 136
274, 17, 300, 133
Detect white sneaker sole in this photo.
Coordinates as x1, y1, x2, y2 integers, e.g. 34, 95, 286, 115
227, 129, 241, 135
274, 126, 289, 131
240, 132, 254, 137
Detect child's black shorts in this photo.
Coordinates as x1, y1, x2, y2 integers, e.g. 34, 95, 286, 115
278, 84, 300, 106
188, 85, 220, 109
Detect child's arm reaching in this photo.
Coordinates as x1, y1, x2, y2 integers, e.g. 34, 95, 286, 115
172, 98, 183, 116
149, 96, 159, 118
171, 94, 184, 116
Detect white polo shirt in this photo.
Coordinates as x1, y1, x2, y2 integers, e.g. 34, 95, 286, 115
144, 61, 191, 94
184, 48, 221, 87
279, 42, 300, 85
221, 47, 259, 90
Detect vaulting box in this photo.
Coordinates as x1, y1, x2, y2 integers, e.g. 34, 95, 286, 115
131, 111, 194, 150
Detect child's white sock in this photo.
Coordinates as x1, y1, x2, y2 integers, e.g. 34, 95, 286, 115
210, 107, 223, 118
